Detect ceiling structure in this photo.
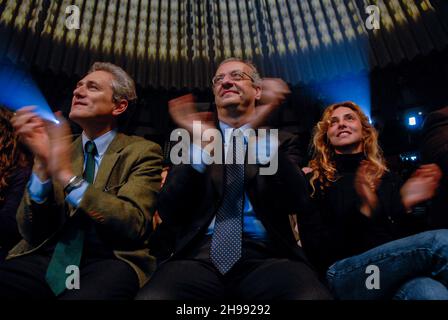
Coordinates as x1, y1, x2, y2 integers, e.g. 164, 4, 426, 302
1, 0, 447, 89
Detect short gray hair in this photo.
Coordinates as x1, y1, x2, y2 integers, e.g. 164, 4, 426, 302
216, 57, 262, 85
88, 62, 137, 103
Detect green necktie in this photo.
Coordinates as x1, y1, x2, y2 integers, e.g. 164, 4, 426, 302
45, 141, 97, 296
83, 141, 97, 184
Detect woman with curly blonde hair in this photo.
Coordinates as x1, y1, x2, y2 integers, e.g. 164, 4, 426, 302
309, 102, 386, 198
0, 106, 32, 260
298, 101, 448, 300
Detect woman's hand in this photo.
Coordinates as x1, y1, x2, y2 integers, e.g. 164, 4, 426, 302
355, 161, 380, 218
400, 164, 442, 212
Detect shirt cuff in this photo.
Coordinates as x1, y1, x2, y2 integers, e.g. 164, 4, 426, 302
28, 173, 52, 203
65, 181, 89, 208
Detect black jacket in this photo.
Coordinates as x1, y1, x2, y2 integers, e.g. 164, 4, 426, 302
297, 153, 418, 274
421, 106, 448, 228
152, 130, 313, 266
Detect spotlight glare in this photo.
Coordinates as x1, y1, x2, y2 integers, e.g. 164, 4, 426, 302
0, 65, 56, 123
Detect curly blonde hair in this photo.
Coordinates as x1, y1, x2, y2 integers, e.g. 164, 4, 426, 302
308, 101, 387, 196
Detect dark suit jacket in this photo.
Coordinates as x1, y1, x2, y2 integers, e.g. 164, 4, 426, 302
153, 130, 313, 267
421, 106, 448, 228
421, 106, 448, 173
8, 133, 163, 287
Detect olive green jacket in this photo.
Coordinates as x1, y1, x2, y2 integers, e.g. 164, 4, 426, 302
8, 133, 163, 287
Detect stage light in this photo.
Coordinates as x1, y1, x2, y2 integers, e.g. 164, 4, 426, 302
137, 1, 149, 59
0, 64, 57, 123
147, 0, 159, 59
158, 1, 169, 60
168, 0, 179, 59
90, 1, 106, 52
405, 110, 424, 129
315, 73, 371, 121
400, 152, 420, 163
113, 1, 128, 56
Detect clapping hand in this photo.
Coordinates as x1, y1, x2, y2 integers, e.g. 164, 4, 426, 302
355, 161, 381, 218
11, 106, 50, 180
247, 78, 290, 129
400, 164, 442, 212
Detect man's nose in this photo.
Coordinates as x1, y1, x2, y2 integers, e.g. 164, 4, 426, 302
73, 85, 86, 97
221, 76, 235, 88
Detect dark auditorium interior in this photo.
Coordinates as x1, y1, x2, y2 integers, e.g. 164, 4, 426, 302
1, 0, 448, 175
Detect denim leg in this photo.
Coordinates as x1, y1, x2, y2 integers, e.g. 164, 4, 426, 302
326, 229, 448, 300
393, 277, 448, 300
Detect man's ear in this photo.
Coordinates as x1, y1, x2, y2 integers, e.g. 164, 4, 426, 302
254, 85, 262, 101
112, 100, 128, 117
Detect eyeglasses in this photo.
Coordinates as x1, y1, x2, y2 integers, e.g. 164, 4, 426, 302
211, 70, 254, 86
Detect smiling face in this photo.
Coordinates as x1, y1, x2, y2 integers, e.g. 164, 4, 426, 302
326, 106, 364, 154
212, 61, 261, 112
69, 70, 124, 125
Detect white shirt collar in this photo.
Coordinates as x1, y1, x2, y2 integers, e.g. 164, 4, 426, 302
219, 121, 251, 144
81, 129, 117, 157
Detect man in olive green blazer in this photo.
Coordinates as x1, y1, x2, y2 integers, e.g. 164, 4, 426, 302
1, 62, 162, 299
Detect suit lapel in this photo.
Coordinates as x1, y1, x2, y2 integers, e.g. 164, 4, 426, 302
245, 163, 258, 186
72, 137, 84, 177
210, 163, 224, 198
93, 133, 125, 190
209, 127, 225, 198
66, 133, 125, 217
245, 130, 261, 187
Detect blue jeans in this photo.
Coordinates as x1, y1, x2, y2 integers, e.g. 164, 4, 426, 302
393, 277, 448, 300
326, 229, 448, 300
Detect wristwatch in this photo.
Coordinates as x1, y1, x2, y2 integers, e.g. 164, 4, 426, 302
63, 176, 85, 194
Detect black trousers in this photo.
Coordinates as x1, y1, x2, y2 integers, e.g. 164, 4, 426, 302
136, 236, 332, 300
0, 250, 139, 300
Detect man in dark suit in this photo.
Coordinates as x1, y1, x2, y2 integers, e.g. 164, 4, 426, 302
0, 62, 162, 299
137, 58, 331, 300
421, 106, 448, 228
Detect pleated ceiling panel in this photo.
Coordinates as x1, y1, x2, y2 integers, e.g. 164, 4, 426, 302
1, 0, 447, 89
